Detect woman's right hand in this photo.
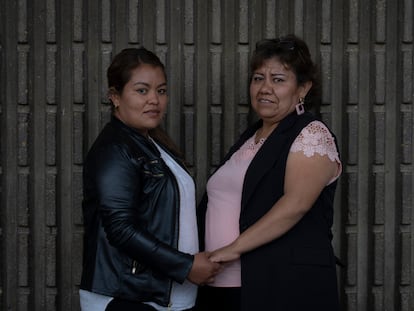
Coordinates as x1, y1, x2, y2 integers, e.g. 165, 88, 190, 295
209, 243, 241, 263
187, 252, 221, 285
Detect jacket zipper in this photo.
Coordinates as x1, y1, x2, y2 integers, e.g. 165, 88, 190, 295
131, 260, 138, 274
135, 141, 182, 308
168, 164, 180, 310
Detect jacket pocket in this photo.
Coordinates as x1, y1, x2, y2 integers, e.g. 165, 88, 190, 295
140, 159, 166, 195
290, 247, 334, 267
142, 159, 164, 177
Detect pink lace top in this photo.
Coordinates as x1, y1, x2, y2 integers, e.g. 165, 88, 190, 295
290, 120, 342, 184
205, 120, 341, 287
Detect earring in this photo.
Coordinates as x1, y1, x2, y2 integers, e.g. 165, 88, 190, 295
296, 97, 305, 115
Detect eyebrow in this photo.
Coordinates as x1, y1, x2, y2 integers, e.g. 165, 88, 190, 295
253, 72, 287, 77
133, 82, 167, 88
271, 73, 287, 77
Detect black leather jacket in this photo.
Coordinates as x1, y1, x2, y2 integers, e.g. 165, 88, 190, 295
80, 116, 194, 307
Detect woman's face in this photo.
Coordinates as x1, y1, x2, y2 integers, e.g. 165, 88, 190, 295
250, 57, 311, 124
110, 64, 167, 135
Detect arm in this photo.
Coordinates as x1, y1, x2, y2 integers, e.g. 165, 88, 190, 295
92, 144, 220, 283
209, 148, 339, 263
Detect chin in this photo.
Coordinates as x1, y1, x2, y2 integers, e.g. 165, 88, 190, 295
147, 121, 162, 128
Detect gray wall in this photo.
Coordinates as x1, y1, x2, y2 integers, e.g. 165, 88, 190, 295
1, 0, 413, 310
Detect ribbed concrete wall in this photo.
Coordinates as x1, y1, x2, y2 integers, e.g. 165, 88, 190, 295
0, 1, 413, 310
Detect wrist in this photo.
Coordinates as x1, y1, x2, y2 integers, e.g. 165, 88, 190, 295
231, 239, 243, 256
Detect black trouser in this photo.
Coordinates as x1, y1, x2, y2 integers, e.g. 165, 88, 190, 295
105, 298, 195, 311
195, 286, 241, 311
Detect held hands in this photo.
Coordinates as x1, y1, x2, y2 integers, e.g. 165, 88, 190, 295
187, 245, 241, 285
208, 243, 241, 263
187, 252, 222, 285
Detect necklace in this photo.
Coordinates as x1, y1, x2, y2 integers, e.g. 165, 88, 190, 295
255, 127, 270, 144
255, 123, 278, 143
254, 130, 267, 145
246, 135, 266, 152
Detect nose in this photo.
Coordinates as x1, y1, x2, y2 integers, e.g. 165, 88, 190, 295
147, 90, 160, 105
258, 78, 272, 94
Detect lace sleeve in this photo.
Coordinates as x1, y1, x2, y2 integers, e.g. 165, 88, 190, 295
290, 121, 340, 163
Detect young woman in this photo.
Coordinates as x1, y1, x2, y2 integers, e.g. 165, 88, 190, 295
80, 48, 220, 311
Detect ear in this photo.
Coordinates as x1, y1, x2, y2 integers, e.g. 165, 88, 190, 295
108, 87, 120, 108
299, 81, 313, 98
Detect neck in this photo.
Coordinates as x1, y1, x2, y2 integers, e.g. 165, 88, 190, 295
255, 122, 278, 143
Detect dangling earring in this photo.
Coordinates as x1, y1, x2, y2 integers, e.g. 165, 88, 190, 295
296, 97, 305, 115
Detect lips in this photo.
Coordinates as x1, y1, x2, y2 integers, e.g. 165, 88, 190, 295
144, 110, 161, 117
257, 98, 274, 103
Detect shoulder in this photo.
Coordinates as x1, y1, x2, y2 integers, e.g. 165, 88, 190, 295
85, 125, 148, 175
290, 121, 340, 162
299, 120, 334, 138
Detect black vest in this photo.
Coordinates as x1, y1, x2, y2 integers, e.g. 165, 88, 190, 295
198, 112, 340, 310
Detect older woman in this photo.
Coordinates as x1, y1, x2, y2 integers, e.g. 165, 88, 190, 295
196, 34, 342, 311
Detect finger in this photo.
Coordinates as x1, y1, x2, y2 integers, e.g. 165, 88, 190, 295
209, 255, 220, 262
213, 263, 222, 271
206, 277, 215, 283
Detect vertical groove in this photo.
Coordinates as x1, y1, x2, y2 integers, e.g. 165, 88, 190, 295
223, 0, 236, 150
56, 0, 73, 309
29, 0, 47, 308
249, 0, 264, 50
113, 0, 128, 53
303, 0, 319, 63
167, 0, 183, 145
247, 0, 264, 128
141, 1, 156, 49
357, 1, 373, 310
195, 0, 209, 199
411, 5, 414, 302
1, 0, 18, 309
331, 0, 346, 306
384, 0, 401, 309
86, 0, 102, 148
411, 75, 414, 310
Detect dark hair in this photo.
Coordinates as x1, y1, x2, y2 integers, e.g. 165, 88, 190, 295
250, 34, 320, 110
107, 48, 184, 160
107, 47, 166, 93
